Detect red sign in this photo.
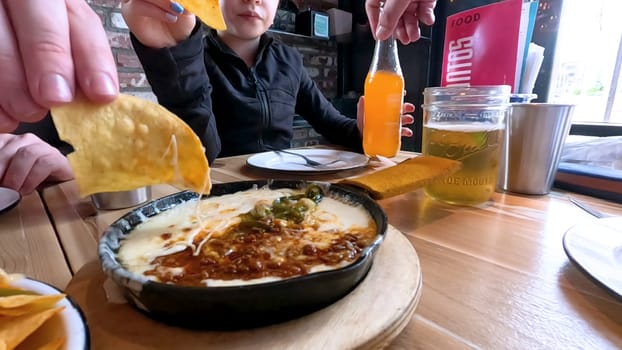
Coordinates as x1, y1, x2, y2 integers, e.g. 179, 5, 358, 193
441, 0, 523, 92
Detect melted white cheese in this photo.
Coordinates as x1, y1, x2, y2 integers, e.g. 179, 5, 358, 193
117, 187, 374, 286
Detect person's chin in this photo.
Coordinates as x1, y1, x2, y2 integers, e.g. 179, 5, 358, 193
235, 28, 265, 40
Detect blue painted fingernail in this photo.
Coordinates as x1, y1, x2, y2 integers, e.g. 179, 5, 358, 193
170, 2, 184, 14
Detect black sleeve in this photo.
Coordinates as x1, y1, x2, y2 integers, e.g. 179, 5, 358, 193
130, 23, 221, 164
294, 53, 363, 153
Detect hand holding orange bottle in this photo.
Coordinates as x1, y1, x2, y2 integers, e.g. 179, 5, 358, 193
363, 35, 405, 158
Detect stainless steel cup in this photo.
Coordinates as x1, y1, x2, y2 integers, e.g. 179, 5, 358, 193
91, 186, 152, 210
497, 103, 575, 195
510, 93, 537, 103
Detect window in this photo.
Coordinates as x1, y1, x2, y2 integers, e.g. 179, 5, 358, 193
549, 0, 622, 124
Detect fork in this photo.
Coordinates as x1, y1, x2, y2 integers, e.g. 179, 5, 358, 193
271, 149, 340, 167
568, 196, 612, 219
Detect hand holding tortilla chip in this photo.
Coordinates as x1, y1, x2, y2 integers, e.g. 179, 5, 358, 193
51, 94, 211, 197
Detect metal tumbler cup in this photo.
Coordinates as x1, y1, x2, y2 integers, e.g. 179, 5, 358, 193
498, 103, 575, 195
91, 186, 152, 210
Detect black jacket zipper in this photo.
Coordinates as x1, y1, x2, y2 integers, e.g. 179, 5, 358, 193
249, 67, 271, 149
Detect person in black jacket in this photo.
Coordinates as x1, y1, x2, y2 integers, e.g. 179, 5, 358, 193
121, 0, 415, 164
0, 0, 435, 133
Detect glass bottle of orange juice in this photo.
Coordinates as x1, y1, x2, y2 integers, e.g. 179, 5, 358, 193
363, 35, 404, 158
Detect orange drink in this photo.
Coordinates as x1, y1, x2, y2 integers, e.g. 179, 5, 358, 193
363, 70, 404, 158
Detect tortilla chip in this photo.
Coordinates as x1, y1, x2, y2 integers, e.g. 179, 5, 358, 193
32, 337, 64, 350
51, 94, 211, 197
340, 156, 462, 199
0, 294, 64, 309
0, 294, 65, 317
0, 306, 63, 349
0, 287, 36, 298
13, 305, 66, 350
0, 269, 23, 288
16, 328, 65, 350
177, 0, 226, 30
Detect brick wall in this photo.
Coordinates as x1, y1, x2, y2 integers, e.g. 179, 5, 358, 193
88, 0, 337, 146
88, 0, 156, 102
271, 32, 338, 99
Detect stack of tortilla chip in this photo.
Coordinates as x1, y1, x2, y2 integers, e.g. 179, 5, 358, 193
0, 269, 65, 350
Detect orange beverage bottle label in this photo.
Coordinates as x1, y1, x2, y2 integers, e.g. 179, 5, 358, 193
363, 70, 404, 158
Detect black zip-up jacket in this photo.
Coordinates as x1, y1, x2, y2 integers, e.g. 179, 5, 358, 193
131, 23, 363, 164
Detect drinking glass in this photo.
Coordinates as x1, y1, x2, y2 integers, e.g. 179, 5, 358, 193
421, 86, 511, 205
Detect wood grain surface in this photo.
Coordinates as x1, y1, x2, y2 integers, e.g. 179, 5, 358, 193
65, 226, 422, 350
36, 149, 622, 349
0, 191, 71, 289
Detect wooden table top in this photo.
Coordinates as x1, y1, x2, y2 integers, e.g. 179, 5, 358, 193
0, 191, 72, 290
5, 149, 622, 349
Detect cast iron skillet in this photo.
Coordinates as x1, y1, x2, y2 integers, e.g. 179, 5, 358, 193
99, 179, 387, 330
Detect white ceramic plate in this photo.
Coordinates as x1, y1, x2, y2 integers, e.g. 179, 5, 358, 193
0, 187, 21, 215
10, 278, 89, 350
247, 149, 369, 174
562, 217, 622, 300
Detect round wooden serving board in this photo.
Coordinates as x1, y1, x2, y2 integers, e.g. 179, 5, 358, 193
66, 226, 422, 350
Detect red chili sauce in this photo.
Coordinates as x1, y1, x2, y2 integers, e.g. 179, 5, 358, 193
144, 220, 377, 287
